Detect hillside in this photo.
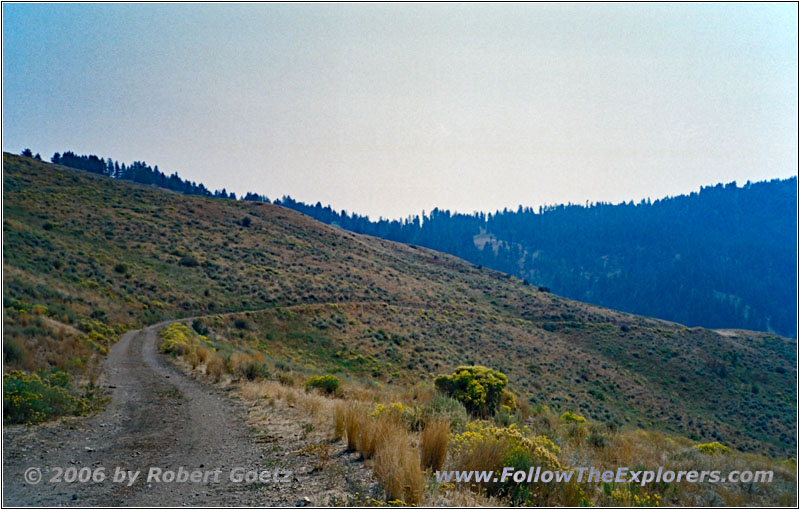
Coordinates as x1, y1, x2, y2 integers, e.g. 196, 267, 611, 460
276, 177, 797, 338
33, 148, 798, 337
3, 152, 796, 460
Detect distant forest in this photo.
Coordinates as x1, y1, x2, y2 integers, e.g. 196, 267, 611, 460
29, 148, 798, 337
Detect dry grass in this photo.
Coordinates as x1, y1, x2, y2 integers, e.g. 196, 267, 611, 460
394, 383, 435, 404
337, 400, 426, 504
436, 487, 506, 507
554, 426, 798, 506
421, 418, 449, 471
205, 353, 225, 381
229, 351, 259, 372
343, 403, 363, 452
238, 381, 270, 401
450, 436, 507, 494
356, 412, 398, 459
333, 401, 347, 440
373, 426, 424, 505
196, 346, 210, 364
236, 379, 333, 430
184, 350, 199, 369
276, 371, 303, 387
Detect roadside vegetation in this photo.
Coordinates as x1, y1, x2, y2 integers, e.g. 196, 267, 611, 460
159, 322, 796, 505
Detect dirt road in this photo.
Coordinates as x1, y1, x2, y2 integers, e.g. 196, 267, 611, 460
3, 323, 353, 506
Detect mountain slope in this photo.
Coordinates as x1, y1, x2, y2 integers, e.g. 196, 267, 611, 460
2, 153, 796, 455
276, 177, 797, 337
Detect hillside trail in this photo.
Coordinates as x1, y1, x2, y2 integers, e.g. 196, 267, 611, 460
3, 322, 368, 506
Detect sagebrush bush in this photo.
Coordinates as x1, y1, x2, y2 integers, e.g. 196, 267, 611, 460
191, 319, 209, 335
434, 365, 508, 417
3, 370, 88, 424
178, 254, 199, 267
587, 431, 608, 448
423, 393, 469, 431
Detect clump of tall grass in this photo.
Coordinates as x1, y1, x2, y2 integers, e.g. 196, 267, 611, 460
333, 401, 347, 440
336, 400, 425, 504
373, 425, 424, 505
420, 418, 449, 471
205, 353, 225, 382
342, 402, 365, 451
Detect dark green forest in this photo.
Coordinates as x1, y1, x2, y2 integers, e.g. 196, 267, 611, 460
29, 148, 798, 337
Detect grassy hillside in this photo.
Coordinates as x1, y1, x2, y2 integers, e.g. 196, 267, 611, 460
3, 152, 796, 461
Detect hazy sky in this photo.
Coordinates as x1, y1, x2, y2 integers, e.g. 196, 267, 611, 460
3, 3, 797, 219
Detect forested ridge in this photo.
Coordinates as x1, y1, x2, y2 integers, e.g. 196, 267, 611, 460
25, 148, 797, 337
277, 179, 797, 337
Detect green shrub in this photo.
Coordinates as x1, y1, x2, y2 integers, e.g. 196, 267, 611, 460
77, 319, 119, 354
191, 319, 209, 335
493, 404, 514, 427
179, 254, 199, 267
587, 432, 608, 448
160, 323, 195, 354
3, 338, 27, 364
500, 389, 517, 411
240, 361, 270, 381
560, 411, 586, 423
588, 389, 605, 401
159, 322, 209, 355
434, 365, 508, 417
693, 441, 731, 455
45, 371, 70, 388
3, 370, 88, 424
305, 374, 340, 394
